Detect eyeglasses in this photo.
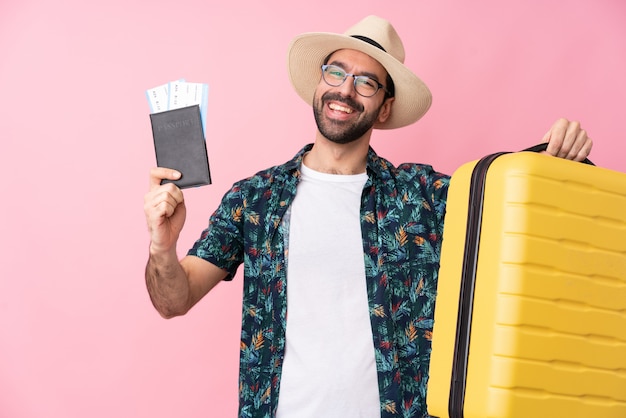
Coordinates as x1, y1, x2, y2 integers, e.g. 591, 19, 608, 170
321, 64, 389, 97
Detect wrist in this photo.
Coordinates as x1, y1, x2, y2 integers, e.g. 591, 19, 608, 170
148, 242, 178, 261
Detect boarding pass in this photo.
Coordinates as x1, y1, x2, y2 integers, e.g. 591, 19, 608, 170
146, 79, 209, 133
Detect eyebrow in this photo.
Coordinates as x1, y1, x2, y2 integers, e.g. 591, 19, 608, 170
328, 60, 382, 82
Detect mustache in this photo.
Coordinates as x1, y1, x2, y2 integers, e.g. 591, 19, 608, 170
321, 92, 364, 113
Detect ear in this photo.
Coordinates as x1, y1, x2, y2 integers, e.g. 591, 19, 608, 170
376, 97, 395, 124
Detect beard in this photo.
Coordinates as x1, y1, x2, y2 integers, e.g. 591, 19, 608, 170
313, 91, 382, 144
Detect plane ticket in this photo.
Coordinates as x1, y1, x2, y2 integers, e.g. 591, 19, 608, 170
146, 79, 209, 134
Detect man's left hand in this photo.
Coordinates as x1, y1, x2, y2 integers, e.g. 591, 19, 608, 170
541, 118, 593, 162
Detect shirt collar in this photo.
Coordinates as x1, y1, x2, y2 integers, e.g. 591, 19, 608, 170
284, 144, 391, 181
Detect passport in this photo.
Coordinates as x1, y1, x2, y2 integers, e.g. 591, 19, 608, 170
149, 105, 211, 188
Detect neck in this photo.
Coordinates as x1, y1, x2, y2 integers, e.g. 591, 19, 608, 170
304, 134, 370, 175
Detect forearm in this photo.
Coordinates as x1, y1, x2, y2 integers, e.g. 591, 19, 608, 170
145, 246, 192, 318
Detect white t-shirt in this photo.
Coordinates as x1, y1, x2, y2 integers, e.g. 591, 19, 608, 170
276, 163, 381, 418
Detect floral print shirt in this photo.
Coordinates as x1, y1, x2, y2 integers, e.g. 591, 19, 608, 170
188, 144, 450, 418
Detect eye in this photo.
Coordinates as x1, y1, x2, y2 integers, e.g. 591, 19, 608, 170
356, 77, 377, 88
327, 67, 345, 79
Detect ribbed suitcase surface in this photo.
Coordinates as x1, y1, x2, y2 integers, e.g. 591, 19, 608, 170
427, 151, 626, 418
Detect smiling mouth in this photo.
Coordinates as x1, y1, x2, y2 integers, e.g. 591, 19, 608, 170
328, 102, 354, 114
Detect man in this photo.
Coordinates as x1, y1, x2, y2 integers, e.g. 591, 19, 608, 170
143, 15, 592, 418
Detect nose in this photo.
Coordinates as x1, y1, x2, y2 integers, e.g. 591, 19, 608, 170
337, 75, 357, 97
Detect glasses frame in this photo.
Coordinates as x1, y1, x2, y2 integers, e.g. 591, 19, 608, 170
321, 64, 389, 98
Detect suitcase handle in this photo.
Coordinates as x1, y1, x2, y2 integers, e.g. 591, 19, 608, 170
521, 143, 594, 165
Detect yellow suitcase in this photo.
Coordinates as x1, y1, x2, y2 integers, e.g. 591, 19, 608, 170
427, 148, 626, 418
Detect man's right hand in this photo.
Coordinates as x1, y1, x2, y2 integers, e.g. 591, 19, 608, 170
143, 167, 186, 254
143, 167, 227, 318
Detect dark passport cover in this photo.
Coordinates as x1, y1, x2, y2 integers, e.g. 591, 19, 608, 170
150, 105, 211, 188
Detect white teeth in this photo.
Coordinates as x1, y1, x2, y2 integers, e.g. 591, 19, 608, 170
329, 103, 353, 114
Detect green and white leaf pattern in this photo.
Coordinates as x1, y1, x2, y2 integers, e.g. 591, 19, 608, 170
189, 145, 449, 418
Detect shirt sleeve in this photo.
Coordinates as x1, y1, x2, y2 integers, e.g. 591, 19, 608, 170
187, 182, 245, 281
398, 162, 450, 232
430, 171, 450, 231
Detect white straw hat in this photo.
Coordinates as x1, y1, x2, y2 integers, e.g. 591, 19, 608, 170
287, 15, 432, 129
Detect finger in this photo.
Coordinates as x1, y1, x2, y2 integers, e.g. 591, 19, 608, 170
563, 128, 587, 160
149, 167, 182, 190
543, 118, 568, 157
559, 120, 582, 158
161, 183, 185, 206
144, 187, 185, 220
573, 137, 593, 162
144, 183, 184, 210
153, 198, 179, 219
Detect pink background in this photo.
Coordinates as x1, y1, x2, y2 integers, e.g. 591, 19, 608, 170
1, 1, 624, 417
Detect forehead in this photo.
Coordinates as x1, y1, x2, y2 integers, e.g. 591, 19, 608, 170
326, 49, 388, 79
